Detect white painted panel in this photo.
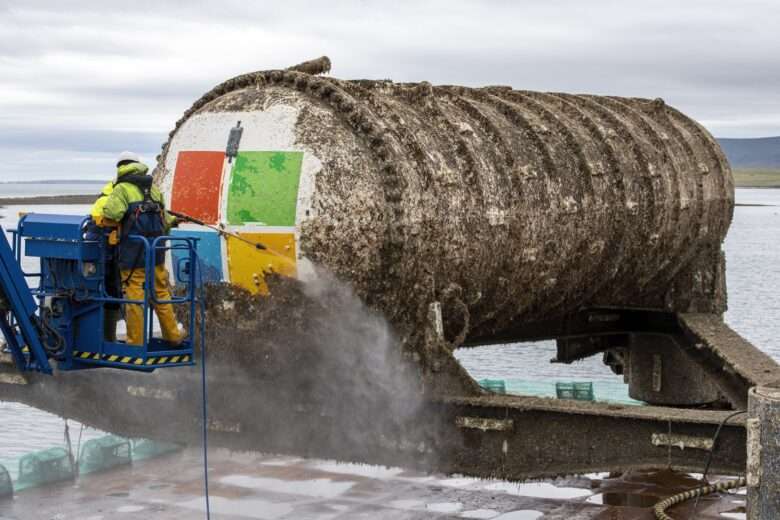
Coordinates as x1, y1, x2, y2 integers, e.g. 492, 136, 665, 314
161, 104, 323, 286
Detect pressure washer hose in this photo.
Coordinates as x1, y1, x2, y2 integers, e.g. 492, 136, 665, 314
653, 477, 746, 520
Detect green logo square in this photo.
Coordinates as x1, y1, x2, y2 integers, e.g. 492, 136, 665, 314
226, 151, 304, 226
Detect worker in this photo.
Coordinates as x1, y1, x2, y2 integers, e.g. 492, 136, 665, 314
86, 181, 121, 342
102, 151, 183, 346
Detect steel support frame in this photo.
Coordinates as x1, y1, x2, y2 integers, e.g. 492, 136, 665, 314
0, 368, 747, 480
437, 396, 746, 479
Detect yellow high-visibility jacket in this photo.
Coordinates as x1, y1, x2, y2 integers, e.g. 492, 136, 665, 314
91, 181, 117, 227
102, 162, 174, 229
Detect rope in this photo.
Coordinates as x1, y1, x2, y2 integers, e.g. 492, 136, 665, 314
75, 423, 85, 477
653, 477, 746, 520
440, 283, 470, 349
700, 410, 747, 482
63, 420, 75, 471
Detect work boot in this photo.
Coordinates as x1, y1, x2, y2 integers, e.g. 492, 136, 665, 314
170, 332, 189, 349
103, 307, 120, 342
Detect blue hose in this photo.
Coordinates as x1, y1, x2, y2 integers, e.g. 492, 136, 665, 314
195, 249, 211, 519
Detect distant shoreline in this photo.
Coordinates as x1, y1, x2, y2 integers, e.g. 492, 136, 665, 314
0, 181, 776, 209
733, 169, 780, 188
0, 194, 95, 205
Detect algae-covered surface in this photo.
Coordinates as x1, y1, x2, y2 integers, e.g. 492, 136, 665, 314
156, 65, 735, 348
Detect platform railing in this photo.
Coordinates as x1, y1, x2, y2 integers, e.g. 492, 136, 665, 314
91, 233, 200, 355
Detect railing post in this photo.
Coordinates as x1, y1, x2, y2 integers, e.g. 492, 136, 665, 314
747, 386, 780, 519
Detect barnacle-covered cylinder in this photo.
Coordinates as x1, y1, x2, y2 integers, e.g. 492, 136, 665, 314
156, 67, 734, 342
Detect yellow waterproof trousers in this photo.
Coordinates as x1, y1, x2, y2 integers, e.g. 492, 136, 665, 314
120, 265, 182, 346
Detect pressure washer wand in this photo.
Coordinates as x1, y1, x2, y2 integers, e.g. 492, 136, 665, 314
168, 210, 267, 250
168, 209, 296, 278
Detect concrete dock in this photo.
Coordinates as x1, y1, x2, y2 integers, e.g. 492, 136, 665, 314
0, 450, 747, 519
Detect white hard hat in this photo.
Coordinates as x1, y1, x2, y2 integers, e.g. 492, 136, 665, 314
116, 151, 141, 166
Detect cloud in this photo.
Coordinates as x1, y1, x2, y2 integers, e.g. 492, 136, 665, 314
0, 127, 163, 154
0, 0, 778, 180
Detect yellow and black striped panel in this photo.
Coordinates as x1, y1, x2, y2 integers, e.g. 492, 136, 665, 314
74, 351, 191, 366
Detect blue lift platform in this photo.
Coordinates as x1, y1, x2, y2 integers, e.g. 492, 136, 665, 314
0, 214, 201, 374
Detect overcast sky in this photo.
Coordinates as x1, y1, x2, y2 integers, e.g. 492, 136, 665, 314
0, 0, 778, 181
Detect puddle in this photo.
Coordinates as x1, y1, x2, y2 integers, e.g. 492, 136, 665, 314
220, 474, 355, 498
492, 511, 543, 520
260, 456, 304, 467
587, 492, 661, 507
426, 502, 464, 513
308, 461, 405, 480
115, 505, 145, 513
107, 492, 130, 497
388, 499, 425, 509
461, 509, 500, 518
483, 481, 592, 499
720, 512, 746, 519
397, 475, 438, 484
619, 469, 703, 491
177, 496, 294, 519
437, 476, 483, 488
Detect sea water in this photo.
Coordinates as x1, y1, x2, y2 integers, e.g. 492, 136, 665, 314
0, 181, 105, 199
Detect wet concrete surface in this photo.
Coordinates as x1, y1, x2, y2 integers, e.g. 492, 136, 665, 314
0, 450, 746, 519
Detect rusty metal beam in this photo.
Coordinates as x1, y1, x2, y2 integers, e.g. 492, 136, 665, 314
0, 311, 764, 480
437, 395, 746, 479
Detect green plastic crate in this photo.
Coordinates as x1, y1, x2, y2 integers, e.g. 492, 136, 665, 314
0, 463, 12, 498
17, 448, 75, 489
79, 435, 131, 475
478, 378, 507, 395
131, 438, 183, 461
556, 381, 595, 401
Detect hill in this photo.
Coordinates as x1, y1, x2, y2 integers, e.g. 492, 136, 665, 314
717, 137, 780, 169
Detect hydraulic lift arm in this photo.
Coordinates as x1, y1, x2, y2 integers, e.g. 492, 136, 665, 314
0, 227, 53, 374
